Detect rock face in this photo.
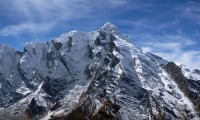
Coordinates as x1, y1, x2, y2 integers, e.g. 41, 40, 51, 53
0, 23, 199, 120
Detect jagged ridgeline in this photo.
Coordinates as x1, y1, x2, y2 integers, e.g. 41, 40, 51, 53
0, 23, 199, 120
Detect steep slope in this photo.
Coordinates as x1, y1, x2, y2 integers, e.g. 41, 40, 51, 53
0, 23, 199, 120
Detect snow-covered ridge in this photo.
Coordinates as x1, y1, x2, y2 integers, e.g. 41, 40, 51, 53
0, 23, 199, 120
176, 63, 200, 81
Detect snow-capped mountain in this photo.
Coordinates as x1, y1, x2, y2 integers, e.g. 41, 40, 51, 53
0, 23, 199, 120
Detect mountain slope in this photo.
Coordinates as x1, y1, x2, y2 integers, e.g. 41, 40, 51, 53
0, 23, 199, 120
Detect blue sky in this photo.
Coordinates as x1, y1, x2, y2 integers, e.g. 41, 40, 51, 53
0, 0, 200, 69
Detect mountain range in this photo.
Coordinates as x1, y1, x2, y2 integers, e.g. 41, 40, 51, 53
0, 23, 199, 120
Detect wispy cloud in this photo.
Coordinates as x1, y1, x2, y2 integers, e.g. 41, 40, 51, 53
105, 0, 129, 7
1, 0, 129, 37
175, 1, 200, 25
0, 22, 55, 36
120, 18, 180, 35
135, 34, 200, 69
10, 0, 91, 21
8, 0, 129, 21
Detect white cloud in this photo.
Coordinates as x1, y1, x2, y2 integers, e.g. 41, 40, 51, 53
142, 47, 152, 53
9, 0, 129, 21
119, 18, 181, 36
1, 0, 129, 36
177, 51, 200, 64
153, 50, 200, 69
134, 34, 200, 69
107, 0, 129, 7
121, 19, 152, 28
0, 22, 55, 36
151, 50, 200, 70
1, 0, 91, 36
10, 0, 92, 21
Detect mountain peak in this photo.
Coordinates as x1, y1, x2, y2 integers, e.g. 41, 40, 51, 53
101, 22, 119, 33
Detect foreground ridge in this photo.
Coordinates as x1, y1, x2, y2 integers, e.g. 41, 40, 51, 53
0, 23, 199, 120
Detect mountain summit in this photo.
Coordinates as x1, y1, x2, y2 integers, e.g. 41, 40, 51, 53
0, 23, 199, 120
